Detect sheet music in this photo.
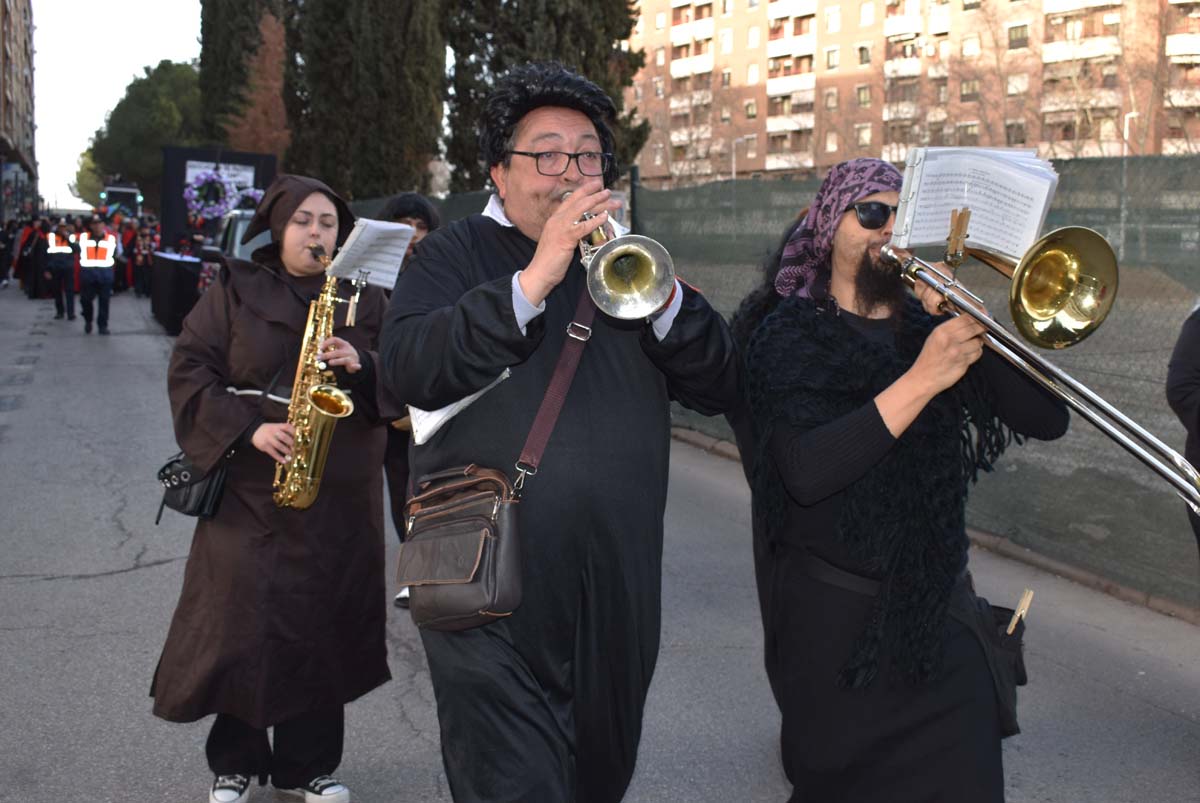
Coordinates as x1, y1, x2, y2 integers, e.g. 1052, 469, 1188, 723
408, 369, 512, 446
892, 147, 1057, 262
326, 218, 414, 290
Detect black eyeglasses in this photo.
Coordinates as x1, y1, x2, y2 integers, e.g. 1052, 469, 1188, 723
508, 150, 613, 177
845, 201, 898, 230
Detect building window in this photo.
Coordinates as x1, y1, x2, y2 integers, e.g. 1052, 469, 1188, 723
1008, 24, 1029, 49
957, 122, 980, 145
695, 71, 712, 90
749, 26, 760, 48
857, 85, 871, 106
721, 68, 732, 88
827, 47, 840, 69
794, 14, 814, 35
934, 78, 948, 103
860, 2, 875, 26
673, 43, 691, 60
653, 77, 664, 98
721, 29, 733, 54
745, 134, 758, 158
963, 0, 979, 8
634, 83, 643, 102
656, 47, 665, 66
887, 77, 918, 102
1065, 19, 1083, 41
745, 99, 758, 118
770, 19, 786, 40
748, 63, 760, 84
696, 3, 713, 19
797, 55, 814, 73
1006, 121, 1027, 145
826, 131, 839, 152
855, 123, 872, 146
824, 87, 839, 109
961, 34, 980, 58
826, 6, 841, 33
653, 144, 665, 166
857, 45, 871, 65
1007, 74, 1028, 95
960, 78, 980, 101
673, 76, 691, 93
769, 133, 791, 153
673, 6, 692, 25
722, 0, 733, 14
721, 106, 732, 122
749, 0, 760, 7
656, 12, 666, 30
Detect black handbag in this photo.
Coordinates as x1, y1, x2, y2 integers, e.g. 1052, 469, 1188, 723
949, 591, 1029, 739
396, 285, 595, 631
154, 451, 229, 525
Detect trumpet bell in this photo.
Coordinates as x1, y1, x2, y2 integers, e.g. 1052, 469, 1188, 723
586, 235, 675, 320
1010, 226, 1118, 350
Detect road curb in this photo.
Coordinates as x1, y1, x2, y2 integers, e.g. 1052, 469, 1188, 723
670, 427, 1200, 627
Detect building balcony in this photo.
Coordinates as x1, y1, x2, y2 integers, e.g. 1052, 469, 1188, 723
767, 112, 816, 132
671, 23, 693, 47
694, 17, 714, 41
883, 15, 922, 39
768, 0, 818, 19
792, 32, 817, 56
927, 4, 951, 35
1166, 87, 1200, 107
768, 38, 795, 59
693, 53, 714, 74
1037, 139, 1125, 158
766, 72, 816, 96
671, 0, 691, 7
693, 89, 713, 105
670, 158, 715, 176
882, 143, 912, 163
1162, 137, 1200, 154
1168, 0, 1200, 5
669, 95, 692, 112
927, 107, 948, 123
1042, 37, 1122, 64
669, 125, 713, 146
883, 57, 922, 78
1166, 33, 1200, 59
670, 58, 693, 79
883, 101, 920, 121
1040, 88, 1121, 112
927, 62, 948, 78
767, 152, 815, 170
1043, 0, 1121, 12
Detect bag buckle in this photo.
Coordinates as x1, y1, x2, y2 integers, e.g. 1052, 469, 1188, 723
513, 461, 537, 496
566, 322, 591, 342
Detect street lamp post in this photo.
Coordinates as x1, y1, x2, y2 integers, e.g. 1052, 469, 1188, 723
731, 134, 753, 182
1119, 111, 1140, 263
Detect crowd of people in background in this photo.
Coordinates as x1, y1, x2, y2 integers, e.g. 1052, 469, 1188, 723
0, 209, 162, 334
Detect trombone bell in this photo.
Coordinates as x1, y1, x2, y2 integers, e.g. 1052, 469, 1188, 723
1008, 227, 1118, 350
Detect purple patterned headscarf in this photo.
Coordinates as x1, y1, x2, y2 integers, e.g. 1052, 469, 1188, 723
775, 158, 904, 299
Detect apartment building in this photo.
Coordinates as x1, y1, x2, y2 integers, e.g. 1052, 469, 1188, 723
0, 0, 35, 218
625, 0, 1190, 187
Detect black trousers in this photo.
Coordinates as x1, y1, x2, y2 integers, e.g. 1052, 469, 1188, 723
49, 266, 75, 317
205, 707, 344, 788
79, 270, 112, 329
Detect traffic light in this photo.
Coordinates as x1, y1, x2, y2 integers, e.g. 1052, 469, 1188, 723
99, 191, 107, 200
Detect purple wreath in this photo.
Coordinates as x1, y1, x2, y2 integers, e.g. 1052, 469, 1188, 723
183, 171, 240, 218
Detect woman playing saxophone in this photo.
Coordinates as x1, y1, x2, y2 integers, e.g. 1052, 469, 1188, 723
150, 174, 400, 803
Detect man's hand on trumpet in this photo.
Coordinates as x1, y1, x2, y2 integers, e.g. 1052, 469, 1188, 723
519, 179, 620, 307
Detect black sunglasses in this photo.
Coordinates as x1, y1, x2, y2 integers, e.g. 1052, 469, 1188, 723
845, 201, 898, 230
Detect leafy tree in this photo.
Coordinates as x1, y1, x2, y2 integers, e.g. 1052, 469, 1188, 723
199, 0, 276, 143
87, 60, 205, 211
69, 150, 104, 207
443, 0, 648, 192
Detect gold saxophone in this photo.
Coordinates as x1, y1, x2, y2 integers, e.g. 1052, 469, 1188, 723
272, 244, 365, 509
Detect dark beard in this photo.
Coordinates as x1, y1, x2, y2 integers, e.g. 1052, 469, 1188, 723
853, 248, 907, 317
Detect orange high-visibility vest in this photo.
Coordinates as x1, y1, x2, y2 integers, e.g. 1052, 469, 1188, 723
47, 233, 73, 254
75, 231, 116, 268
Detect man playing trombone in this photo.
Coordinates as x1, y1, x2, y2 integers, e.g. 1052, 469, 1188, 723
742, 157, 1069, 802
378, 62, 737, 803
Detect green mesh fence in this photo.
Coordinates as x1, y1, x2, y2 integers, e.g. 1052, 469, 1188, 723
364, 155, 1200, 611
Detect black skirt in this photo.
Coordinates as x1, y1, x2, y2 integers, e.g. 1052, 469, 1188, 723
768, 544, 1004, 803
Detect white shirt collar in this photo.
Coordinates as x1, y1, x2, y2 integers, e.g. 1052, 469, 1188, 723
481, 193, 630, 237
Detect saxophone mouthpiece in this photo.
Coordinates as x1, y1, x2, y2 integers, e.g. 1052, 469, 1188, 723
307, 243, 332, 267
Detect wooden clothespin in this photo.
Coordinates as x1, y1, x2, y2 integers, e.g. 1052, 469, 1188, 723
1006, 588, 1034, 635
945, 208, 971, 269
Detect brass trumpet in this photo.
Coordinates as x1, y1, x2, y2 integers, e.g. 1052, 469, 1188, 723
564, 191, 675, 319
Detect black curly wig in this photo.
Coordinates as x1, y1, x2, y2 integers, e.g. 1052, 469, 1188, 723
480, 62, 620, 187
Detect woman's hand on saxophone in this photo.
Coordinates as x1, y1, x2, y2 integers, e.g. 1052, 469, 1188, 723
253, 422, 295, 465
319, 337, 362, 373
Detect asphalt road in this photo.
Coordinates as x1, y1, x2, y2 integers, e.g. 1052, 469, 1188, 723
0, 289, 1197, 802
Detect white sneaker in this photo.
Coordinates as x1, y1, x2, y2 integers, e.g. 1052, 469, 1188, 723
278, 775, 350, 803
393, 586, 411, 609
209, 774, 250, 803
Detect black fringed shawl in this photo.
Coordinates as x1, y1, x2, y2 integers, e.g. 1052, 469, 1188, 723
745, 295, 1014, 688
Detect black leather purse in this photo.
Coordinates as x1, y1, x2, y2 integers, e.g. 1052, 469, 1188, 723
155, 451, 230, 525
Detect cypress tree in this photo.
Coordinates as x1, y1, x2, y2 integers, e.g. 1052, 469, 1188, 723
198, 0, 275, 144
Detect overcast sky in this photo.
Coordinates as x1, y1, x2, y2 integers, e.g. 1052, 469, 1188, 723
32, 0, 202, 209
